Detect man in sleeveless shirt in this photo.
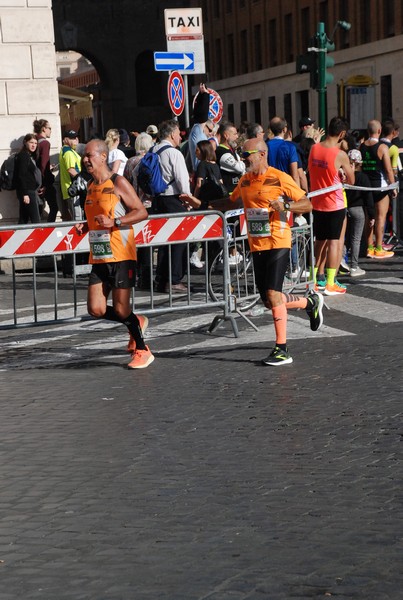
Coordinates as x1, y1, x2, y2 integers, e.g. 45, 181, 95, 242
360, 119, 396, 259
77, 139, 154, 369
215, 122, 246, 193
308, 117, 355, 295
229, 138, 324, 367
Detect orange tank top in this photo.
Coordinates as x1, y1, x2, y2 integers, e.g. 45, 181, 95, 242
85, 176, 137, 264
309, 144, 345, 211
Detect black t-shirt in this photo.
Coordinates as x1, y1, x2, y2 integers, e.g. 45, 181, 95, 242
15, 151, 39, 193
346, 171, 375, 219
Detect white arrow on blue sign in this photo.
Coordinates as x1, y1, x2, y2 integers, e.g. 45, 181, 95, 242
154, 52, 195, 72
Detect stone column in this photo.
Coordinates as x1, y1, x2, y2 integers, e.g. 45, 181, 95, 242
0, 0, 60, 224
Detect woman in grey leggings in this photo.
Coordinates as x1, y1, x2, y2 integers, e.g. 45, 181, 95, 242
345, 149, 375, 277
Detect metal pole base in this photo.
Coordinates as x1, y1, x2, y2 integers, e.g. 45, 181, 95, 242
208, 313, 240, 337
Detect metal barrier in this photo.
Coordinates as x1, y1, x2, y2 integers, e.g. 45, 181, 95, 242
9, 185, 383, 334
0, 211, 244, 336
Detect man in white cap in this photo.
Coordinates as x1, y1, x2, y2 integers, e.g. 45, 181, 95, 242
146, 125, 158, 142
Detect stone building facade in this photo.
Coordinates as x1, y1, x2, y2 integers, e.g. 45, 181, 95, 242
0, 0, 60, 223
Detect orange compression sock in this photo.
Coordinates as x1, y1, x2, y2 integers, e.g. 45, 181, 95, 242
272, 303, 288, 345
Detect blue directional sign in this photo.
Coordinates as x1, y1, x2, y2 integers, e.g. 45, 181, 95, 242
154, 52, 195, 72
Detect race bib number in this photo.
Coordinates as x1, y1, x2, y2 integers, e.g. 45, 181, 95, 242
89, 229, 113, 260
246, 208, 271, 237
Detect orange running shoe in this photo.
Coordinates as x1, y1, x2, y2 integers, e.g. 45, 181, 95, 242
366, 246, 375, 258
373, 248, 394, 259
127, 315, 149, 352
128, 346, 154, 369
324, 282, 347, 296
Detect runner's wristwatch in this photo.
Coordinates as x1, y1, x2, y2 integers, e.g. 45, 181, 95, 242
283, 200, 291, 211
114, 217, 122, 227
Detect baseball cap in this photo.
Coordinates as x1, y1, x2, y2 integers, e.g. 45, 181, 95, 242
63, 129, 79, 139
299, 117, 315, 128
348, 149, 362, 163
146, 124, 158, 136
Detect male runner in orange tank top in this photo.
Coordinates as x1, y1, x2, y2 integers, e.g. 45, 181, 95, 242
76, 139, 153, 369
229, 138, 324, 366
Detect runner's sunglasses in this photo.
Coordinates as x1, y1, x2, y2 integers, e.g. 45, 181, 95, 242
241, 149, 261, 159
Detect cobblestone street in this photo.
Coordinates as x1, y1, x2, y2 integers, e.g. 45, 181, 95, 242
0, 256, 402, 599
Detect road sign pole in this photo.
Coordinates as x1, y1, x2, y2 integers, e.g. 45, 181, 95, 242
183, 75, 190, 129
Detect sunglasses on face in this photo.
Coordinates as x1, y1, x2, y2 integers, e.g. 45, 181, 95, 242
241, 149, 261, 159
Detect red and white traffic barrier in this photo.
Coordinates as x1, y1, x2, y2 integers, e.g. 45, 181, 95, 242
0, 213, 224, 259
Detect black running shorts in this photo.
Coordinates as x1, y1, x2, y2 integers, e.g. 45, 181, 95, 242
313, 208, 346, 240
252, 248, 290, 298
89, 260, 137, 289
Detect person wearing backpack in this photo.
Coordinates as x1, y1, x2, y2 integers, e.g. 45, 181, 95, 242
151, 120, 198, 293
124, 132, 154, 290
15, 133, 42, 224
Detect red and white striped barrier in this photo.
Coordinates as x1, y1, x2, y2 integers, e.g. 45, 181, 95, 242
224, 208, 247, 236
0, 213, 224, 259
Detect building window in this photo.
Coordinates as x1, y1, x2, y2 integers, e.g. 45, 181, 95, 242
215, 39, 222, 79
319, 0, 328, 30
213, 2, 220, 18
227, 103, 234, 123
240, 0, 246, 8
383, 0, 395, 37
205, 42, 210, 79
240, 101, 247, 122
360, 0, 371, 43
296, 90, 310, 127
381, 75, 392, 119
252, 99, 262, 124
226, 0, 232, 12
268, 96, 276, 119
284, 93, 292, 131
254, 25, 262, 70
284, 14, 293, 63
240, 30, 248, 73
269, 20, 278, 67
202, 0, 208, 22
301, 7, 311, 53
338, 0, 350, 48
227, 33, 235, 77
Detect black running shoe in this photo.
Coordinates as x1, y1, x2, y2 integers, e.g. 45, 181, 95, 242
261, 346, 293, 366
306, 291, 324, 331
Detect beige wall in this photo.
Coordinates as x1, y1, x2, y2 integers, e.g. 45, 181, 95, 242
206, 35, 403, 131
0, 0, 60, 223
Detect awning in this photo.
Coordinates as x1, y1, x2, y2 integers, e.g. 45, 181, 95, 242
58, 83, 93, 125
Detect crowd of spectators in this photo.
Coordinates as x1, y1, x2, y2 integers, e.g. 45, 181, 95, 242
9, 91, 400, 295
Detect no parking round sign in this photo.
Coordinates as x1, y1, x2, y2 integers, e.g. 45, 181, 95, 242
193, 87, 223, 124
167, 71, 185, 117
